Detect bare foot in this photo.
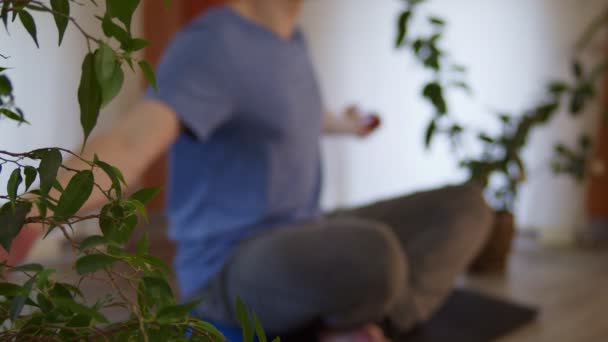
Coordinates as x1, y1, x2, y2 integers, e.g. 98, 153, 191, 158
319, 324, 391, 342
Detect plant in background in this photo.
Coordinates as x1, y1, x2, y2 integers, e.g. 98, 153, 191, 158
395, 0, 608, 213
0, 1, 273, 341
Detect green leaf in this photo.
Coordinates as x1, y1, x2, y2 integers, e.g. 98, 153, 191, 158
54, 170, 94, 219
37, 149, 63, 197
37, 293, 53, 313
253, 312, 268, 342
66, 314, 92, 328
129, 199, 148, 222
50, 0, 70, 45
50, 282, 73, 299
10, 263, 43, 273
451, 64, 467, 73
395, 11, 411, 47
35, 268, 56, 288
580, 135, 592, 150
236, 297, 254, 342
130, 187, 161, 205
7, 168, 22, 201
156, 300, 199, 324
52, 297, 109, 323
126, 254, 173, 276
451, 81, 472, 95
140, 276, 174, 309
75, 254, 116, 275
94, 44, 117, 86
0, 214, 15, 239
10, 295, 28, 321
572, 60, 583, 79
106, 0, 140, 31
10, 276, 35, 322
111, 166, 127, 185
52, 282, 84, 299
0, 108, 28, 123
190, 321, 226, 341
570, 86, 591, 115
23, 166, 37, 191
1, 1, 9, 31
101, 15, 130, 45
0, 282, 24, 297
0, 75, 12, 94
478, 134, 495, 144
422, 82, 447, 114
101, 63, 123, 107
138, 60, 157, 91
123, 38, 150, 52
136, 233, 149, 256
52, 179, 64, 193
535, 103, 559, 122
548, 81, 568, 96
424, 119, 437, 148
18, 10, 38, 48
94, 158, 122, 198
429, 16, 446, 26
78, 52, 103, 146
99, 203, 138, 245
79, 235, 106, 252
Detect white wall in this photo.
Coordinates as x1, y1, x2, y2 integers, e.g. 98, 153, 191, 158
0, 4, 143, 176
301, 0, 605, 234
0, 6, 143, 258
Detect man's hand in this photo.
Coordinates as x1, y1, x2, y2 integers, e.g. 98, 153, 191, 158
324, 105, 381, 137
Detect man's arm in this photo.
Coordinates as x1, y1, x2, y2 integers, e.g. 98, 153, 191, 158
2, 100, 180, 266
323, 105, 381, 137
56, 99, 180, 215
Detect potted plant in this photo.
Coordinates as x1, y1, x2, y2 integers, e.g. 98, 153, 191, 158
0, 1, 271, 340
395, 0, 608, 272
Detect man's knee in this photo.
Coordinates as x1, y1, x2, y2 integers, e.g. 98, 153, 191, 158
323, 220, 408, 327
444, 183, 493, 238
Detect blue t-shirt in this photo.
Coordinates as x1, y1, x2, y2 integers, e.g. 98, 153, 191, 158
146, 7, 323, 298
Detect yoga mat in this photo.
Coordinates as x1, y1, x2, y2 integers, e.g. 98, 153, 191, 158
397, 289, 538, 342
205, 289, 538, 342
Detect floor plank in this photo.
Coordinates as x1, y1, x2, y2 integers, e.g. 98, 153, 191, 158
464, 238, 608, 342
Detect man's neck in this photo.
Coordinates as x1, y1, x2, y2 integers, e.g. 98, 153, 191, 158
228, 0, 303, 40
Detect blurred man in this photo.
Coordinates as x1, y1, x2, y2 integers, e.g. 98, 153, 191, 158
17, 0, 492, 340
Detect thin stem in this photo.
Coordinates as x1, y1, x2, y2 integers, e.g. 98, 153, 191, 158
104, 268, 149, 342
576, 6, 608, 51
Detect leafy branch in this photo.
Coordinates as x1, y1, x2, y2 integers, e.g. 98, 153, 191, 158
396, 0, 608, 211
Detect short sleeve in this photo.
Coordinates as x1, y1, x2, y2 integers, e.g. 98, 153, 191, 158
145, 28, 234, 141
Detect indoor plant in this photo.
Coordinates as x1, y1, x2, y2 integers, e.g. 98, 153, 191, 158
0, 0, 271, 340
395, 0, 608, 271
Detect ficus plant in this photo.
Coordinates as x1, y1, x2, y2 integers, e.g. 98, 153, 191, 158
396, 0, 608, 212
0, 1, 274, 341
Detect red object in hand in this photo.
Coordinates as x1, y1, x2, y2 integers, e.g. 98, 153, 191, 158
359, 114, 381, 136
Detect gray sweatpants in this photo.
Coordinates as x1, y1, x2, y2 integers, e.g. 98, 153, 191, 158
193, 184, 493, 334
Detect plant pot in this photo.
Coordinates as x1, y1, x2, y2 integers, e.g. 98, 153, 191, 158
469, 211, 515, 274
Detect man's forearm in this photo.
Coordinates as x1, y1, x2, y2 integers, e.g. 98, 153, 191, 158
47, 100, 179, 217
50, 132, 140, 217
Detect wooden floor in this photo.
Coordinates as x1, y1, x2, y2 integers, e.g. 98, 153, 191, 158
463, 238, 608, 342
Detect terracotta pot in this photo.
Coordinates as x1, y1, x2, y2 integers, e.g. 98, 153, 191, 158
469, 211, 515, 274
